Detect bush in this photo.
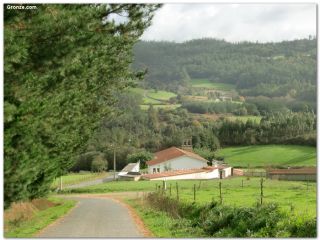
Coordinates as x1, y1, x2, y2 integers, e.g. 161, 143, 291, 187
91, 154, 108, 172
199, 203, 285, 237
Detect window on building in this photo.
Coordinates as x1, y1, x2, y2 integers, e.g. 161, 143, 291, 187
153, 168, 156, 173
157, 168, 160, 173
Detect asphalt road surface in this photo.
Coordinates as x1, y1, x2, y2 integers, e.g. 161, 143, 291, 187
37, 197, 143, 238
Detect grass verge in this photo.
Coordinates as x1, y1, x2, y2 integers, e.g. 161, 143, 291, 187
130, 192, 316, 237
4, 197, 76, 238
125, 198, 204, 237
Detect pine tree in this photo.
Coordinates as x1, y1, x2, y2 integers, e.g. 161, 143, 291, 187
4, 4, 160, 207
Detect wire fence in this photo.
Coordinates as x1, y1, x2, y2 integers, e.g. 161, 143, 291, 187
152, 177, 316, 216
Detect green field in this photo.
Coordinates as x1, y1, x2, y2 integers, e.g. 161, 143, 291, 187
128, 177, 316, 237
147, 89, 177, 101
63, 177, 316, 216
129, 87, 177, 106
51, 172, 109, 188
191, 79, 235, 90
216, 145, 316, 167
226, 115, 262, 123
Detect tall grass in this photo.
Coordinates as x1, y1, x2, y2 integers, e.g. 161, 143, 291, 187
4, 197, 75, 238
142, 192, 316, 238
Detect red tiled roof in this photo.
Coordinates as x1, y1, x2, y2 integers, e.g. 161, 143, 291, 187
268, 167, 316, 175
146, 147, 207, 166
142, 167, 218, 180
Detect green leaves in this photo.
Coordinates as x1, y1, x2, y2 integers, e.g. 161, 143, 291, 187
4, 4, 160, 207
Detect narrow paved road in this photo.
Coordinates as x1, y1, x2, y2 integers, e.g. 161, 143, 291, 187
37, 197, 143, 238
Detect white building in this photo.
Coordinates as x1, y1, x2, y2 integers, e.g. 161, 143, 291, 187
118, 161, 140, 176
146, 147, 208, 174
142, 166, 233, 181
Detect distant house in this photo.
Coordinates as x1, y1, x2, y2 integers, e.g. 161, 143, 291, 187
118, 162, 140, 176
267, 167, 316, 181
146, 147, 208, 174
142, 165, 232, 181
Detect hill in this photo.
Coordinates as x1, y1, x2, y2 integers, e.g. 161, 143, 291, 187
133, 38, 316, 112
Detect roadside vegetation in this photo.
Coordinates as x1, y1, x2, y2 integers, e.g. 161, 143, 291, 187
4, 197, 75, 238
216, 145, 316, 168
129, 191, 316, 237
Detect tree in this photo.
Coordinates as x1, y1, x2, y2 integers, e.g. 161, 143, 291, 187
126, 151, 153, 169
4, 4, 160, 207
91, 154, 108, 172
147, 105, 160, 132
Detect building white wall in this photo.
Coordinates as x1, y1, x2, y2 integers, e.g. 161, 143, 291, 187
148, 156, 207, 174
118, 162, 140, 176
149, 169, 220, 181
223, 167, 232, 178
131, 162, 140, 172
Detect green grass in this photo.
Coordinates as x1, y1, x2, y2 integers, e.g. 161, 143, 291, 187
147, 89, 177, 101
63, 177, 316, 217
226, 115, 262, 123
216, 145, 316, 168
191, 79, 235, 90
51, 172, 109, 189
4, 197, 76, 238
126, 199, 203, 237
129, 87, 176, 105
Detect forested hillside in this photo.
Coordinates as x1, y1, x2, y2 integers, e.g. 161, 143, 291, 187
133, 38, 316, 111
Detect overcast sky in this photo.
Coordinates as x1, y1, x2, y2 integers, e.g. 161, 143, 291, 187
140, 4, 317, 43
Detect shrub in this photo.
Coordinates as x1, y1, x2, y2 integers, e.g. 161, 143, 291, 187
144, 193, 316, 238
91, 154, 108, 172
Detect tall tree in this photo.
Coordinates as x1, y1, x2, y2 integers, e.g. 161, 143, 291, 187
4, 4, 160, 207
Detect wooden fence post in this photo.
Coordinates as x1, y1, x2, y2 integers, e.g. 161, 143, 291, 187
155, 183, 158, 192
219, 181, 222, 204
241, 179, 243, 188
193, 184, 196, 202
169, 183, 172, 196
260, 178, 263, 205
176, 182, 179, 201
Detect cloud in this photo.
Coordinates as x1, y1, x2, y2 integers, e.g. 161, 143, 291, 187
141, 3, 316, 43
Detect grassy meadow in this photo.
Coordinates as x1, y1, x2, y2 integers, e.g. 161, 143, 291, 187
147, 89, 177, 100
51, 172, 109, 189
62, 177, 316, 217
216, 145, 316, 167
191, 79, 235, 90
